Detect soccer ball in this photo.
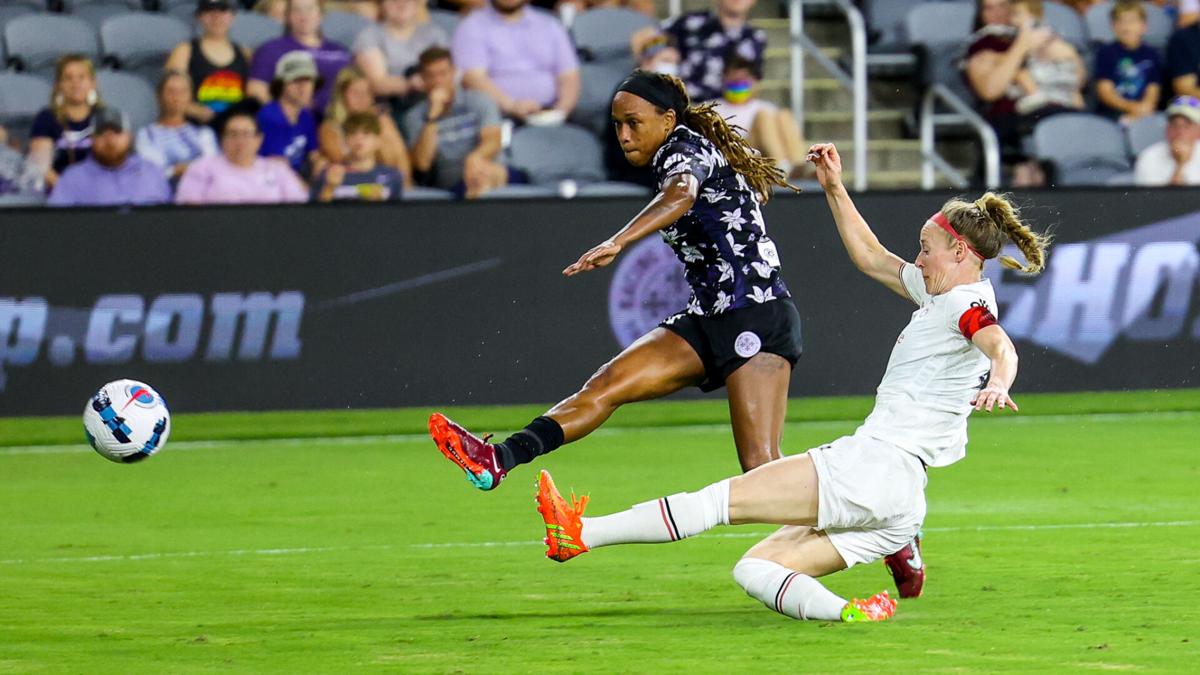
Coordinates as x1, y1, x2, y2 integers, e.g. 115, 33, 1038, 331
83, 380, 171, 464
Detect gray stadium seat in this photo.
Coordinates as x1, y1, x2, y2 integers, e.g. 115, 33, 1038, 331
0, 5, 35, 33
230, 12, 282, 51
1033, 112, 1131, 185
571, 61, 630, 136
96, 69, 158, 133
0, 193, 47, 208
1125, 112, 1166, 157
4, 14, 100, 78
1085, 1, 1173, 49
61, 0, 142, 9
166, 4, 199, 22
571, 7, 655, 63
904, 2, 975, 47
1043, 0, 1088, 52
429, 9, 459, 38
402, 186, 455, 201
576, 182, 650, 197
73, 3, 137, 30
0, 72, 52, 135
475, 184, 559, 199
101, 13, 192, 81
509, 123, 607, 185
320, 10, 370, 48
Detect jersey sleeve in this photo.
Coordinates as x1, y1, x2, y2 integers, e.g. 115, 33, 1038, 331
898, 262, 930, 306
654, 137, 714, 191
945, 289, 998, 340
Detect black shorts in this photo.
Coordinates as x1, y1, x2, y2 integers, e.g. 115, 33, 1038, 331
660, 298, 804, 392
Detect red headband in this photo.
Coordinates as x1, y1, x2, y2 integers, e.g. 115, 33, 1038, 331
930, 212, 983, 260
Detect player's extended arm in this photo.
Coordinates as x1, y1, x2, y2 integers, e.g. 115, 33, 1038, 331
562, 174, 697, 276
970, 324, 1019, 412
807, 143, 908, 298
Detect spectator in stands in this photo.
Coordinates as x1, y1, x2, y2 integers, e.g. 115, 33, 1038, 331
165, 0, 253, 125
557, 0, 656, 23
1167, 2, 1200, 97
712, 55, 813, 180
254, 0, 287, 21
663, 0, 767, 102
451, 0, 581, 122
137, 71, 220, 183
1095, 0, 1163, 123
353, 0, 448, 99
1172, 0, 1200, 28
405, 47, 519, 198
176, 110, 308, 204
258, 51, 322, 177
48, 108, 170, 207
27, 54, 102, 190
0, 127, 44, 201
965, 0, 1054, 185
1134, 95, 1200, 184
1061, 0, 1102, 14
248, 0, 353, 112
312, 112, 404, 201
327, 0, 381, 20
319, 66, 413, 186
1009, 0, 1087, 116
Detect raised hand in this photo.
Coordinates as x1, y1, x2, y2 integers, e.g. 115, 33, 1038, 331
806, 143, 843, 192
563, 240, 623, 276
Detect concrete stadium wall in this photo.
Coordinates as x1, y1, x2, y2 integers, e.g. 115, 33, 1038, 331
3, 188, 1200, 415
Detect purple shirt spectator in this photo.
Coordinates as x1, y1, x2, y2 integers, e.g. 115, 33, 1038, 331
249, 36, 352, 112
175, 154, 308, 205
47, 155, 170, 207
451, 5, 579, 109
257, 100, 318, 174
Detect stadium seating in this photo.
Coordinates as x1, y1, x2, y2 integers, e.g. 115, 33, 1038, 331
1033, 112, 1131, 185
906, 2, 975, 101
508, 123, 648, 196
429, 9, 459, 38
571, 7, 655, 64
100, 12, 191, 81
0, 72, 52, 136
72, 3, 138, 29
61, 0, 143, 9
4, 14, 100, 78
1042, 0, 1089, 53
230, 12, 282, 51
96, 68, 159, 133
402, 186, 455, 201
320, 10, 370, 48
1125, 112, 1167, 157
1084, 1, 1173, 49
572, 61, 630, 136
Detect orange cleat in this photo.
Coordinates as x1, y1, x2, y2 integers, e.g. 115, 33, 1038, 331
840, 590, 898, 622
535, 470, 589, 562
429, 412, 507, 491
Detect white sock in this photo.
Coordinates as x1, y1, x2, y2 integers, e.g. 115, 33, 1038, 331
732, 557, 848, 621
580, 479, 730, 549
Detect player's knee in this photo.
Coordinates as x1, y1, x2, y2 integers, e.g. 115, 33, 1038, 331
732, 557, 776, 597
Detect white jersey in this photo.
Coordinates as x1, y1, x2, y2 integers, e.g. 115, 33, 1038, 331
856, 263, 997, 468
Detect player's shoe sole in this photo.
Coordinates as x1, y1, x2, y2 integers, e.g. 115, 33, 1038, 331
535, 470, 589, 562
841, 590, 898, 622
428, 412, 504, 491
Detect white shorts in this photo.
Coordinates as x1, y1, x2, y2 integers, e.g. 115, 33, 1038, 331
807, 433, 927, 568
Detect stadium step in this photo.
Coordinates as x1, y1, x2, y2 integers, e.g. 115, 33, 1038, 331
803, 110, 906, 143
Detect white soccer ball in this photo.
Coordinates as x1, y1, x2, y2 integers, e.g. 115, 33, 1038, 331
83, 380, 171, 463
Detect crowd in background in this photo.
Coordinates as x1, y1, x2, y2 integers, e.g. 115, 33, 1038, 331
1, 0, 814, 206
5, 0, 1200, 206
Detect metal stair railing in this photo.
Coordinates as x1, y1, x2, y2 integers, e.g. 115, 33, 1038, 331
919, 84, 1001, 190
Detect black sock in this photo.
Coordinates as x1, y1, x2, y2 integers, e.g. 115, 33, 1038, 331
495, 416, 565, 471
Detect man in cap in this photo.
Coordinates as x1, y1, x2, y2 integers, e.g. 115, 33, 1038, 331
48, 107, 170, 207
257, 50, 321, 177
1134, 95, 1200, 186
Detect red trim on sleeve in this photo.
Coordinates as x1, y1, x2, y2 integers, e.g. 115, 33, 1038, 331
958, 305, 998, 339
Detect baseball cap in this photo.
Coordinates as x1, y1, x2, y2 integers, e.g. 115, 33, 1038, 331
1166, 96, 1200, 124
196, 0, 234, 12
93, 106, 129, 134
274, 50, 318, 83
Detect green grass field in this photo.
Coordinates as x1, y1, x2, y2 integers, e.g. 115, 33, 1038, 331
2, 391, 1199, 673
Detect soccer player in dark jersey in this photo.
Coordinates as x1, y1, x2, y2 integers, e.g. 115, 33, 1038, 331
431, 69, 799, 486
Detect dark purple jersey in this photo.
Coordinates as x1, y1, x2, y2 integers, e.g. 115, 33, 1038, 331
651, 126, 790, 317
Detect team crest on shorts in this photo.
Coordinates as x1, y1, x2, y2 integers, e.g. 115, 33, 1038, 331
608, 239, 690, 349
734, 331, 762, 358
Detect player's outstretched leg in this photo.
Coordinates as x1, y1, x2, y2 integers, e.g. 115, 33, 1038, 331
883, 532, 925, 598
732, 556, 896, 622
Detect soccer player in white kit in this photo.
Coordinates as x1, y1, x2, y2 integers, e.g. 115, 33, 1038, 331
530, 142, 1051, 622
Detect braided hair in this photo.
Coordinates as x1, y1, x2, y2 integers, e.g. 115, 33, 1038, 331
619, 69, 799, 202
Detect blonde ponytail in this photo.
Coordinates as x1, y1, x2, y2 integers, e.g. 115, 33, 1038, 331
973, 193, 1050, 275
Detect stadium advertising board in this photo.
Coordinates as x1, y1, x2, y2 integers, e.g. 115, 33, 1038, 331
2, 189, 1199, 415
